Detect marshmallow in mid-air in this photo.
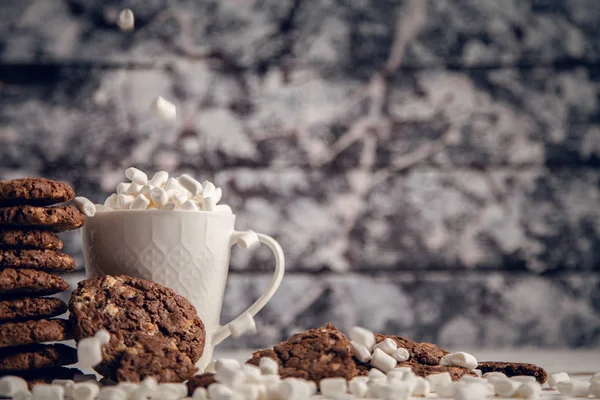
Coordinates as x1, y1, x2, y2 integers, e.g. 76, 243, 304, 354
151, 96, 177, 121
116, 9, 134, 31
349, 326, 376, 351
228, 312, 256, 338
77, 336, 104, 368
0, 376, 28, 397
74, 197, 96, 217
370, 348, 397, 373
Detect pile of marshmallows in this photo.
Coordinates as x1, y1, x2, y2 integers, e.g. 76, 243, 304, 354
75, 168, 231, 217
548, 371, 600, 398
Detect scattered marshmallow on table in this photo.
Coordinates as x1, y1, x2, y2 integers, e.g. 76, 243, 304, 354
31, 384, 65, 400
515, 381, 542, 399
373, 338, 397, 355
0, 376, 28, 397
319, 377, 347, 398
72, 382, 100, 400
349, 377, 369, 398
557, 379, 590, 397
351, 341, 372, 363
370, 348, 397, 373
426, 372, 452, 392
259, 357, 279, 376
152, 96, 177, 121
12, 390, 32, 400
590, 381, 600, 397
592, 371, 600, 382
97, 386, 127, 400
492, 379, 521, 397
411, 377, 430, 397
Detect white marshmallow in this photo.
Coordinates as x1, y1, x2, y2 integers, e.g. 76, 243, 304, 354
279, 378, 316, 400
164, 178, 188, 193
439, 354, 452, 366
214, 204, 233, 214
511, 375, 537, 383
436, 382, 461, 398
104, 193, 118, 208
515, 381, 542, 398
411, 377, 430, 397
229, 312, 256, 338
97, 387, 127, 400
124, 182, 143, 196
148, 171, 169, 188
557, 379, 590, 397
212, 187, 223, 204
350, 341, 372, 363
367, 379, 389, 398
590, 381, 600, 397
155, 383, 187, 400
12, 390, 32, 400
492, 379, 521, 397
130, 194, 150, 210
373, 338, 397, 355
116, 182, 130, 194
203, 196, 216, 211
448, 352, 478, 370
454, 383, 488, 400
125, 167, 148, 185
117, 194, 135, 209
386, 370, 406, 382
382, 379, 411, 400
51, 380, 74, 398
151, 187, 169, 208
349, 327, 376, 352
95, 329, 111, 345
72, 382, 100, 400
95, 204, 112, 212
127, 386, 155, 400
473, 369, 482, 377
259, 357, 279, 376
215, 365, 245, 387
139, 184, 153, 199
368, 368, 386, 380
215, 358, 241, 373
172, 192, 189, 208
31, 384, 65, 400
77, 336, 103, 368
319, 377, 347, 398
591, 372, 600, 382
115, 382, 138, 395
182, 200, 200, 211
152, 96, 177, 121
482, 371, 507, 380
178, 174, 203, 196
117, 9, 134, 31
391, 347, 409, 362
0, 376, 29, 397
74, 196, 96, 217
547, 372, 569, 389
201, 181, 216, 198
242, 364, 262, 383
370, 348, 397, 373
192, 387, 208, 400
349, 377, 368, 398
163, 202, 177, 210
209, 383, 237, 400
426, 372, 452, 392
233, 384, 259, 400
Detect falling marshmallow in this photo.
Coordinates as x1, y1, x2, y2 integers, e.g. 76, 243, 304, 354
151, 96, 177, 121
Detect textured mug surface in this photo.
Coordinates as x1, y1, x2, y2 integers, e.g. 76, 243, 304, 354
81, 209, 285, 367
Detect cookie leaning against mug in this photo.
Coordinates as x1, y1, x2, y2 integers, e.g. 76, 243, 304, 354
69, 275, 206, 383
0, 178, 75, 207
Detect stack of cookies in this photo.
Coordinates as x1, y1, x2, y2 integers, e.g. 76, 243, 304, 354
0, 177, 85, 385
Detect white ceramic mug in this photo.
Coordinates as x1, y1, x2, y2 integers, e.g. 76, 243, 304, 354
81, 209, 285, 368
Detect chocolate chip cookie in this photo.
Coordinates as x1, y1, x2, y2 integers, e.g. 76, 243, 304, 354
0, 319, 72, 348
69, 275, 206, 383
0, 178, 75, 207
0, 230, 63, 250
116, 334, 198, 383
0, 344, 77, 372
0, 297, 67, 322
477, 361, 548, 384
247, 323, 358, 384
0, 205, 85, 232
0, 249, 76, 273
0, 269, 69, 296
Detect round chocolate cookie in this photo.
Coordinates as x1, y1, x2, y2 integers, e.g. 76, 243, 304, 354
0, 230, 63, 250
0, 249, 76, 273
477, 361, 548, 384
0, 269, 69, 296
0, 297, 68, 323
69, 275, 205, 383
0, 205, 85, 232
0, 178, 75, 207
0, 344, 77, 372
0, 319, 72, 348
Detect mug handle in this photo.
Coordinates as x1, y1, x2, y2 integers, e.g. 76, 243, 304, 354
212, 230, 285, 345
